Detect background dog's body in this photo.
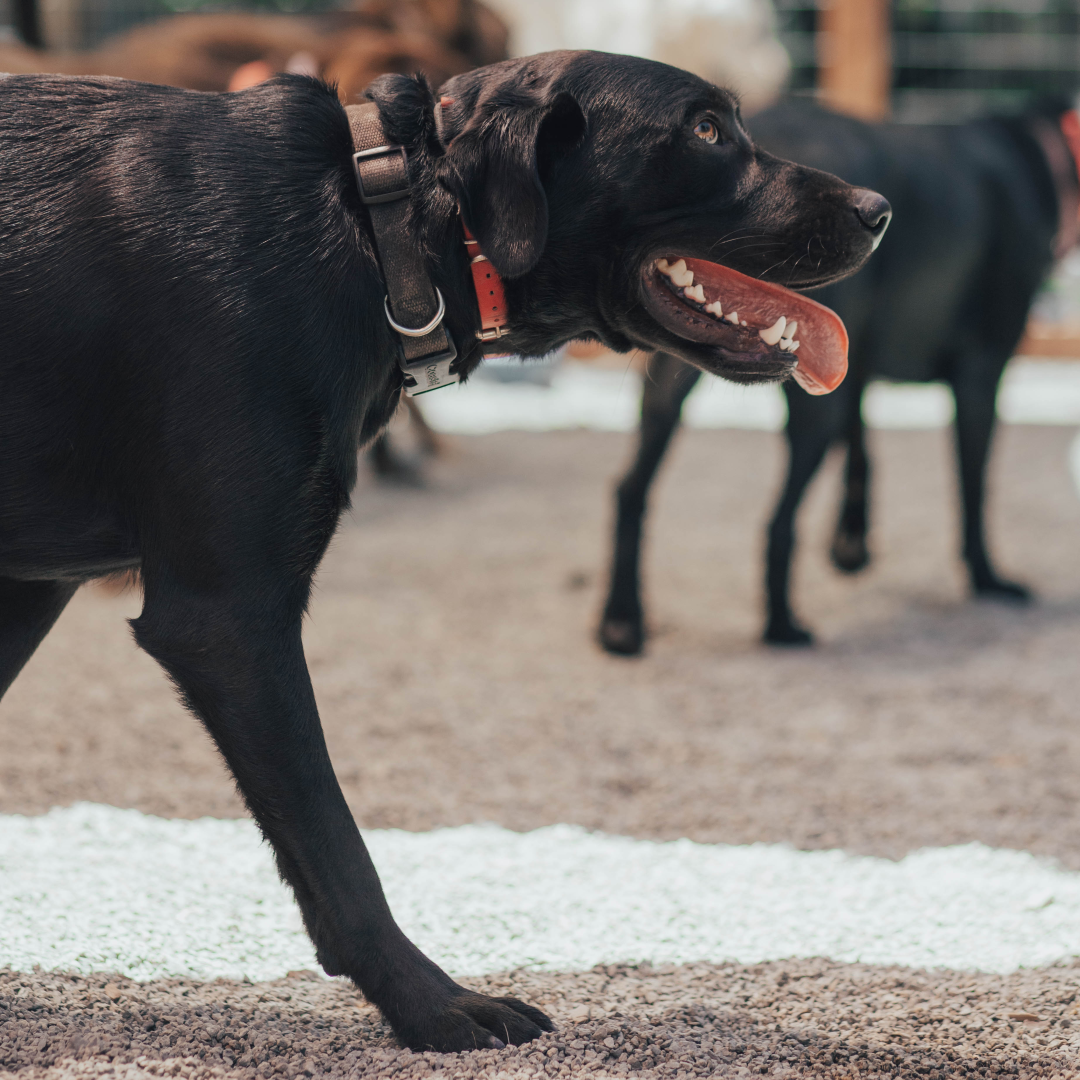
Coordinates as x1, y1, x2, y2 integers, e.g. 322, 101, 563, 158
600, 99, 1073, 655
0, 56, 884, 1048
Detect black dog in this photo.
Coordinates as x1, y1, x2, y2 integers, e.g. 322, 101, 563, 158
600, 98, 1076, 654
0, 55, 886, 1050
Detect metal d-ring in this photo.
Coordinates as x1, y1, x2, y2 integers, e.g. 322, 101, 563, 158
384, 289, 446, 338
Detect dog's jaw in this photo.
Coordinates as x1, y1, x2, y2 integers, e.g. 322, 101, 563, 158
638, 257, 849, 394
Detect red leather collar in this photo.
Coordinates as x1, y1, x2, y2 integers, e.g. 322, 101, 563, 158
461, 217, 513, 357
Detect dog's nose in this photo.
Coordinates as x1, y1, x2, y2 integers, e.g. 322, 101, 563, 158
852, 188, 892, 250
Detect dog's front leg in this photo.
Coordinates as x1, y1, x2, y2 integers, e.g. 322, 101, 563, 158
131, 584, 551, 1052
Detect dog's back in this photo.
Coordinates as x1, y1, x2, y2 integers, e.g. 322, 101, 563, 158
0, 75, 380, 580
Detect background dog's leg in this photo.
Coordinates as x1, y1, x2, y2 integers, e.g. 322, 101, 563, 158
765, 382, 848, 646
830, 377, 871, 574
0, 577, 79, 699
951, 368, 1031, 602
599, 353, 700, 656
130, 579, 551, 1052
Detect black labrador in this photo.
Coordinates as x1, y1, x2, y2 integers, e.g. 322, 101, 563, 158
0, 54, 887, 1050
600, 98, 1076, 654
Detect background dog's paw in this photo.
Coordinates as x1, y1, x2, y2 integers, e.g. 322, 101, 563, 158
830, 528, 870, 574
398, 991, 553, 1052
973, 576, 1032, 604
764, 620, 814, 647
598, 617, 645, 656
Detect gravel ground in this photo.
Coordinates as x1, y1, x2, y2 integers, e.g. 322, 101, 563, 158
3, 424, 1080, 1077
3, 962, 1080, 1079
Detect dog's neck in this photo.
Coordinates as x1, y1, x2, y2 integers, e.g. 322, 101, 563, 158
360, 81, 515, 386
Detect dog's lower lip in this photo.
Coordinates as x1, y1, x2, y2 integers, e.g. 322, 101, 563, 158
655, 269, 800, 355
639, 256, 849, 393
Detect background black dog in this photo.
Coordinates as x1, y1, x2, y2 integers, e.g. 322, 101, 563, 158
599, 98, 1076, 655
0, 55, 885, 1050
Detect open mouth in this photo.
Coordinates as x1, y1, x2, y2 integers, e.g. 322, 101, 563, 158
640, 257, 849, 395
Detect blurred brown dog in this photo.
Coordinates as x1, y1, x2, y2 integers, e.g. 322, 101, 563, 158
0, 0, 507, 102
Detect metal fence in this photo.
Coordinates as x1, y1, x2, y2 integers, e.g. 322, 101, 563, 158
776, 0, 1080, 122
7, 0, 1080, 122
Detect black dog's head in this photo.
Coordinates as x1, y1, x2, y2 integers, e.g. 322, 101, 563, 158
373, 51, 890, 393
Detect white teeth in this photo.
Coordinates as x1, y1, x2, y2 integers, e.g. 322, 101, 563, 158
668, 259, 694, 287
781, 320, 797, 344
741, 320, 747, 326
656, 257, 692, 287
704, 300, 723, 317
684, 284, 705, 303
759, 316, 787, 346
724, 310, 739, 324
788, 341, 800, 352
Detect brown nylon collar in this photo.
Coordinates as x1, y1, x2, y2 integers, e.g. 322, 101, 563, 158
348, 101, 458, 395
348, 99, 518, 391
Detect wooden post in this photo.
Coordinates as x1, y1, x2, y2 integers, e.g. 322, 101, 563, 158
817, 0, 891, 121
13, 0, 43, 47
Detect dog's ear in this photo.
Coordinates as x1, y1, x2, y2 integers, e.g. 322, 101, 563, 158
438, 89, 586, 278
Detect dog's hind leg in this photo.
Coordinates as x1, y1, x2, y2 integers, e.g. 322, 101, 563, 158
0, 577, 79, 700
131, 574, 551, 1052
598, 353, 701, 655
951, 367, 1031, 602
765, 381, 849, 646
830, 377, 871, 574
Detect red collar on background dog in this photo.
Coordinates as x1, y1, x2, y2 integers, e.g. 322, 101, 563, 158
1032, 110, 1080, 261
1054, 110, 1080, 186
460, 218, 513, 357
1059, 110, 1080, 205
1056, 109, 1080, 256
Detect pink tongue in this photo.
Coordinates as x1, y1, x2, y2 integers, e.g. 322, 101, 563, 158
683, 259, 849, 394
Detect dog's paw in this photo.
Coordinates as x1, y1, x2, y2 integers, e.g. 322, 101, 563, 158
830, 528, 870, 574
973, 576, 1032, 604
764, 620, 814, 647
398, 991, 553, 1052
598, 616, 645, 656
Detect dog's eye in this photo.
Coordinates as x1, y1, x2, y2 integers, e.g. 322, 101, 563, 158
694, 119, 719, 144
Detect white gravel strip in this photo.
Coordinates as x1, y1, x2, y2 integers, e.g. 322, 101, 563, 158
2, 804, 1080, 983
419, 358, 1080, 434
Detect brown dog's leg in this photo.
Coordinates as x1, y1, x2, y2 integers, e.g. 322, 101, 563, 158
130, 573, 551, 1052
599, 352, 700, 656
0, 577, 79, 700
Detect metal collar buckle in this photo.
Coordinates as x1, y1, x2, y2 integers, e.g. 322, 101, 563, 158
352, 144, 410, 205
